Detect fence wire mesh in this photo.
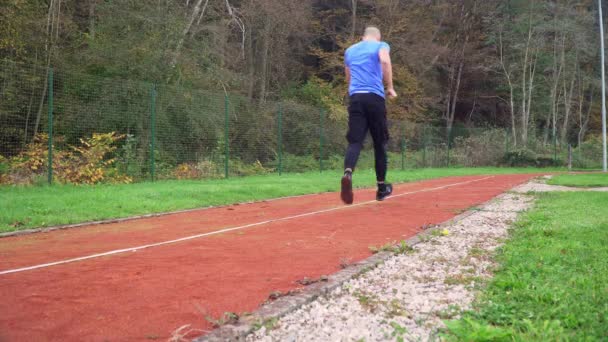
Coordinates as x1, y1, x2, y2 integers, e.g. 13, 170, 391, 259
0, 60, 602, 185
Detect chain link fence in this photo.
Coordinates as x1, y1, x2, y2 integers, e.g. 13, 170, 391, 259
0, 60, 602, 185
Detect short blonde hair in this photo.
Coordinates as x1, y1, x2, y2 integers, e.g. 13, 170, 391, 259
364, 26, 381, 38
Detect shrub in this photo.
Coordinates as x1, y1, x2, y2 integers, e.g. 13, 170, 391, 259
196, 160, 221, 178
280, 153, 319, 173
172, 163, 200, 180
572, 135, 604, 169
0, 133, 132, 185
230, 159, 274, 176
451, 129, 507, 167
117, 134, 141, 178
501, 149, 538, 167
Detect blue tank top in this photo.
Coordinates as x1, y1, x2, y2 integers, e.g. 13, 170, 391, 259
345, 40, 390, 98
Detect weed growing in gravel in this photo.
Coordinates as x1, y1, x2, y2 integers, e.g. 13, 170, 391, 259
204, 312, 239, 328
386, 299, 407, 318
369, 240, 415, 255
252, 317, 279, 332
418, 234, 433, 242
468, 246, 487, 258
389, 321, 408, 342
444, 274, 482, 286
353, 290, 381, 312
436, 304, 462, 320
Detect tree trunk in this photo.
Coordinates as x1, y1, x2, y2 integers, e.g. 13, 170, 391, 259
34, 0, 56, 139
561, 74, 576, 145
447, 56, 464, 136
171, 0, 208, 67
89, 0, 96, 39
247, 25, 256, 101
578, 89, 592, 147
351, 0, 357, 39
520, 2, 535, 146
258, 22, 271, 105
498, 28, 517, 146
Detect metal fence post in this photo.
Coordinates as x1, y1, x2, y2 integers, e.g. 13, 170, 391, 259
446, 128, 451, 168
505, 128, 509, 155
553, 132, 558, 163
401, 121, 406, 170
149, 84, 157, 182
568, 144, 573, 171
319, 108, 324, 173
422, 125, 427, 167
224, 94, 229, 178
47, 67, 54, 185
277, 103, 283, 175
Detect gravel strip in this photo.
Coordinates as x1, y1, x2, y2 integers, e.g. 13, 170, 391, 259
245, 192, 535, 342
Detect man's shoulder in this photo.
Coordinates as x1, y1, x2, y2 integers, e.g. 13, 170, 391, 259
347, 41, 389, 51
345, 42, 362, 53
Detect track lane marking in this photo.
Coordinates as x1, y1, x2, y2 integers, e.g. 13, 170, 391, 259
0, 176, 494, 275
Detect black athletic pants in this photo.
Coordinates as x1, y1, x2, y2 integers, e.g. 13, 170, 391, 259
344, 93, 389, 182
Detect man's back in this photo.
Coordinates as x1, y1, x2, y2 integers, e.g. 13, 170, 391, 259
345, 40, 390, 98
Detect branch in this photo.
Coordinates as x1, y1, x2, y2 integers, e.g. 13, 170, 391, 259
224, 0, 246, 59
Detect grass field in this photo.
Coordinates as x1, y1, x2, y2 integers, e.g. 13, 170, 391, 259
0, 167, 559, 233
548, 173, 608, 187
445, 191, 608, 341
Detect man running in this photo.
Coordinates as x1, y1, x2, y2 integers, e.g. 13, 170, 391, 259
341, 26, 397, 205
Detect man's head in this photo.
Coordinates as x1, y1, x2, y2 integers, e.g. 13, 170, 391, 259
363, 26, 381, 41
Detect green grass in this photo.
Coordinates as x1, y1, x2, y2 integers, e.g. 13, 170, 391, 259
0, 167, 558, 233
548, 173, 608, 187
444, 192, 608, 341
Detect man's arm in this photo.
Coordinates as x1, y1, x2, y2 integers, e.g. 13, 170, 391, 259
379, 48, 397, 98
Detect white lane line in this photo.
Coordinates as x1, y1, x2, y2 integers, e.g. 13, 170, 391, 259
0, 176, 494, 275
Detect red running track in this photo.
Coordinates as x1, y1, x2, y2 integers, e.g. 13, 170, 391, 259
0, 174, 534, 341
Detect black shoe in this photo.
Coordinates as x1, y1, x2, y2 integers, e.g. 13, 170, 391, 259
376, 183, 393, 201
341, 173, 354, 205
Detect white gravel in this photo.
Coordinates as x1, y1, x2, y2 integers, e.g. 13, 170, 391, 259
246, 192, 535, 342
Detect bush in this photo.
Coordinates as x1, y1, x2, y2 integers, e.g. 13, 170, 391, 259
230, 159, 274, 176
451, 129, 507, 167
58, 132, 132, 184
572, 135, 604, 169
171, 160, 221, 180
501, 149, 538, 167
501, 148, 559, 167
0, 133, 132, 185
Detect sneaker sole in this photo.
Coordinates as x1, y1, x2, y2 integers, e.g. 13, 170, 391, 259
341, 176, 354, 205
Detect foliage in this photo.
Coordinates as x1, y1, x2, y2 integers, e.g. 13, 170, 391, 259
452, 129, 509, 167
572, 135, 605, 169
60, 132, 131, 184
171, 160, 221, 180
0, 133, 132, 185
501, 149, 540, 167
